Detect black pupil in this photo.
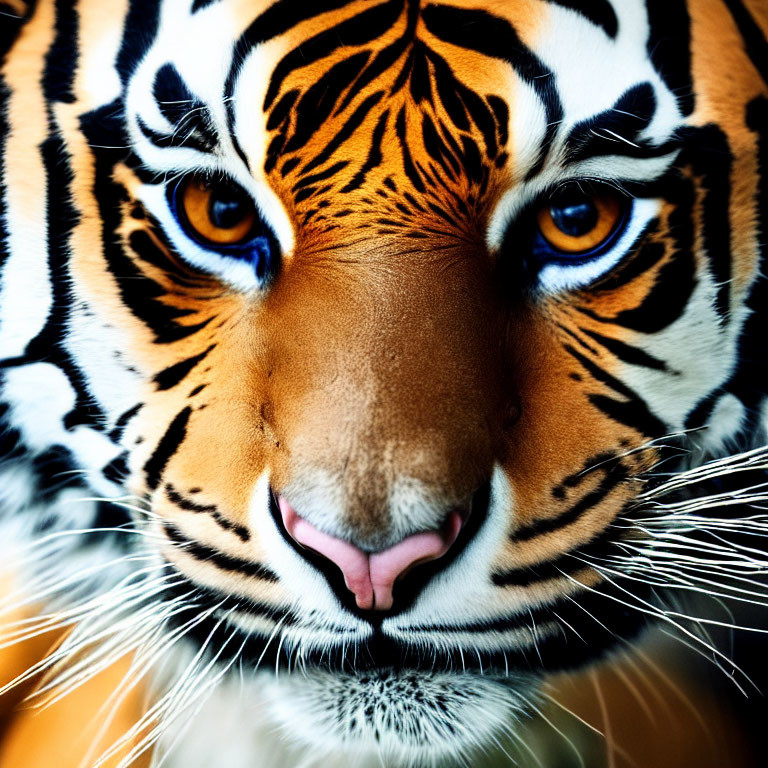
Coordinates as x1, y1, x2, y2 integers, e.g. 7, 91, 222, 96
549, 193, 598, 237
208, 186, 250, 229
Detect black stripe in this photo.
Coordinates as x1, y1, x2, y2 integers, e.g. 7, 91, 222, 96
191, 0, 218, 12
281, 51, 373, 156
43, 0, 78, 103
335, 0, 419, 115
163, 522, 277, 581
722, 0, 768, 85
556, 323, 600, 356
102, 451, 129, 484
33, 444, 82, 500
513, 462, 628, 542
143, 406, 191, 490
548, 0, 618, 38
455, 76, 498, 161
564, 83, 678, 165
137, 115, 215, 155
116, 0, 162, 84
421, 5, 563, 178
421, 114, 460, 180
165, 483, 251, 542
261, 0, 401, 112
126, 229, 210, 288
645, 0, 694, 117
0, 2, 34, 61
396, 107, 425, 192
154, 345, 215, 391
293, 160, 349, 192
0, 79, 10, 271
581, 327, 670, 372
493, 526, 618, 586
340, 110, 389, 192
722, 96, 768, 426
609, 236, 696, 333
151, 63, 218, 152
0, 0, 31, 266
299, 91, 384, 176
679, 124, 733, 320
19, 140, 104, 427
0, 398, 25, 462
109, 403, 144, 442
565, 344, 667, 436
684, 388, 725, 431
487, 95, 509, 147
266, 89, 299, 131
592, 231, 663, 292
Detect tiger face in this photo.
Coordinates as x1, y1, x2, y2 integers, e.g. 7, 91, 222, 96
1, 0, 766, 763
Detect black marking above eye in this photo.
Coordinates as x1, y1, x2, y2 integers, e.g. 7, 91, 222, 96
191, 0, 219, 12
548, 0, 619, 38
150, 64, 218, 153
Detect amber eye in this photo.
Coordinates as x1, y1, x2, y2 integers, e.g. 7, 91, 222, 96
536, 187, 624, 254
177, 176, 257, 245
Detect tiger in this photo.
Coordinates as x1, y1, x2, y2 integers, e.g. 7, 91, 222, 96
0, 0, 767, 765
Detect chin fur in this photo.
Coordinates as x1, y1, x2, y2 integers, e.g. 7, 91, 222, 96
263, 670, 533, 765
153, 667, 535, 768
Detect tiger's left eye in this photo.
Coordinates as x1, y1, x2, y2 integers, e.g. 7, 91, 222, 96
177, 176, 257, 246
536, 187, 625, 255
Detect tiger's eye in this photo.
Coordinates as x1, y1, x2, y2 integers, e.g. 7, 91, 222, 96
537, 188, 623, 254
179, 177, 256, 245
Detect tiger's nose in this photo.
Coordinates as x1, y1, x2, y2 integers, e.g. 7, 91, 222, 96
278, 497, 463, 611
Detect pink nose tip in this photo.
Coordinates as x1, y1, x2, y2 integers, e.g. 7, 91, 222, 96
278, 497, 463, 611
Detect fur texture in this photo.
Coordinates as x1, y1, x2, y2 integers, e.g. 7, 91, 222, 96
0, 0, 767, 765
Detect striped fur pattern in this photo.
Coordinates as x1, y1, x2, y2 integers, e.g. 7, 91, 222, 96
0, 0, 767, 765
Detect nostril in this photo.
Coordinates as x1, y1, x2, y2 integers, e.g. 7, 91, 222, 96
278, 496, 464, 611
279, 497, 374, 609
368, 511, 462, 610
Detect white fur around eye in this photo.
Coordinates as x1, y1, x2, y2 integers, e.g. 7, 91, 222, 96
138, 182, 265, 292
537, 197, 661, 294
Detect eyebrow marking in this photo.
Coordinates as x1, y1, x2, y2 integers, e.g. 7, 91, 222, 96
140, 63, 218, 154
564, 83, 680, 165
547, 0, 619, 39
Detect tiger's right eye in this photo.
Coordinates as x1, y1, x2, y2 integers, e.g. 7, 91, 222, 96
168, 174, 279, 284
535, 185, 626, 257
176, 176, 257, 246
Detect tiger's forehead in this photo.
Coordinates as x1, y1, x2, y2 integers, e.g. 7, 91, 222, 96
225, 0, 547, 238
128, 0, 680, 251
257, 10, 521, 241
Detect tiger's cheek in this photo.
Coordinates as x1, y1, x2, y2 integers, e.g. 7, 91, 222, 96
491, 310, 645, 566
